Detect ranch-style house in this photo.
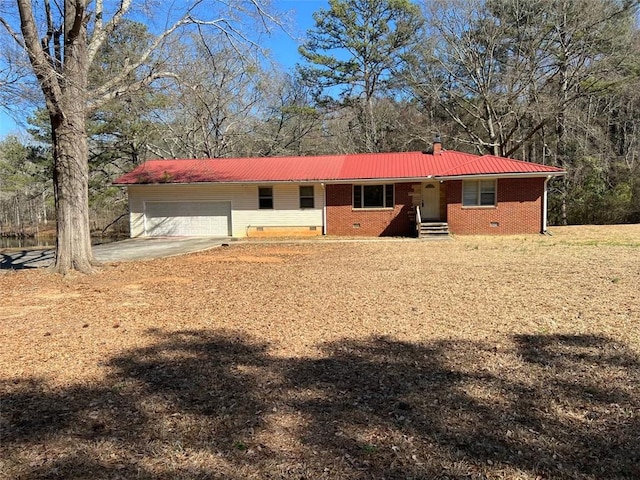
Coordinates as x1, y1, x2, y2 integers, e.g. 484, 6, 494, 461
114, 140, 565, 238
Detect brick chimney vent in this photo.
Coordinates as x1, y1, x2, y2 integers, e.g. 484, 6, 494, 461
433, 135, 442, 155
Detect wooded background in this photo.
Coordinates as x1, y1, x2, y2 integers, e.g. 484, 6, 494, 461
1, 0, 639, 237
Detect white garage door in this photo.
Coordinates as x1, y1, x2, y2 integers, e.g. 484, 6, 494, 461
144, 201, 231, 237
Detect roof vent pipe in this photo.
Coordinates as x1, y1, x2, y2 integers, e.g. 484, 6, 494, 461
433, 135, 442, 156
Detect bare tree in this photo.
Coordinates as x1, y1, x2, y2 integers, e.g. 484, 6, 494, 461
0, 0, 279, 273
409, 0, 638, 158
145, 33, 268, 159
407, 0, 553, 156
242, 73, 323, 157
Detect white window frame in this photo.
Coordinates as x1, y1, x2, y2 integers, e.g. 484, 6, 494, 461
352, 184, 394, 209
462, 179, 497, 207
299, 185, 315, 209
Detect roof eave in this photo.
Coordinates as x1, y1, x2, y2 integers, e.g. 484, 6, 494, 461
114, 179, 333, 186
114, 171, 565, 186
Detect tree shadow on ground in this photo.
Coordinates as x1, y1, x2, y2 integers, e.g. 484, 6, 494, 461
2, 330, 638, 479
2, 330, 273, 479
0, 250, 53, 270
286, 334, 640, 479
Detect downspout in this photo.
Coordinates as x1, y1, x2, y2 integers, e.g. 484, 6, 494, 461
542, 176, 551, 233
321, 183, 326, 235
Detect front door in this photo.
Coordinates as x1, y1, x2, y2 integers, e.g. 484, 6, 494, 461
421, 182, 440, 221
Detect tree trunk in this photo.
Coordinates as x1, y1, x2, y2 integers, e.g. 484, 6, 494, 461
49, 0, 94, 274
51, 112, 94, 274
42, 190, 47, 225
556, 9, 570, 226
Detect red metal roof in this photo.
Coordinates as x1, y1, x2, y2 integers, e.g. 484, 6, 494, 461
113, 150, 564, 185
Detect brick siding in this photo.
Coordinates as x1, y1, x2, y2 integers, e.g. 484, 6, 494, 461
326, 183, 416, 236
446, 178, 545, 234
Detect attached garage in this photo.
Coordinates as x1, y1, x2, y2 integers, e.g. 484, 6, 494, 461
144, 201, 231, 237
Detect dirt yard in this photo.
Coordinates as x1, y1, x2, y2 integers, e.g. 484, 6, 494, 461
1, 225, 639, 479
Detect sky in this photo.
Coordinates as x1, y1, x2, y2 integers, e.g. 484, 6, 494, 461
0, 0, 328, 140
260, 0, 326, 73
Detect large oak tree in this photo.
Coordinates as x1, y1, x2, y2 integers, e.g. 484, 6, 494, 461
0, 0, 277, 273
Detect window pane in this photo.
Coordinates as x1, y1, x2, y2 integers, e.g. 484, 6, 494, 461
300, 197, 314, 208
300, 186, 314, 197
363, 185, 384, 207
480, 192, 495, 205
480, 180, 495, 194
480, 180, 496, 206
462, 181, 478, 206
385, 184, 394, 208
259, 187, 272, 197
259, 198, 272, 209
353, 185, 362, 208
260, 198, 273, 210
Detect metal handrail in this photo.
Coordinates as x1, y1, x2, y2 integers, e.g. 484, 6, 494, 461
415, 205, 422, 234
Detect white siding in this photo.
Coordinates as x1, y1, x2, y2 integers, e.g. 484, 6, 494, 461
127, 183, 324, 238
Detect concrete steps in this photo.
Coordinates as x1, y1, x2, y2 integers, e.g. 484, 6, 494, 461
419, 222, 450, 238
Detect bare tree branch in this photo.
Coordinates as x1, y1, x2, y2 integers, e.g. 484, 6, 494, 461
89, 71, 178, 111
88, 0, 132, 64
14, 0, 64, 115
0, 17, 26, 48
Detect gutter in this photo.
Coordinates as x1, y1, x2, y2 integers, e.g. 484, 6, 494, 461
435, 171, 565, 181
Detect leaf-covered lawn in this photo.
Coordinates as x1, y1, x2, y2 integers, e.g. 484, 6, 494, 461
1, 225, 639, 479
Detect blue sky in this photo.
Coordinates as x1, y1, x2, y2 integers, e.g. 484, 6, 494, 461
276, 0, 326, 65
0, 0, 327, 140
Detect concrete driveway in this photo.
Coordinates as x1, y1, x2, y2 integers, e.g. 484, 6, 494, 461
0, 237, 230, 271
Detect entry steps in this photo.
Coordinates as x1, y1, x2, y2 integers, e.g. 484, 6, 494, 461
419, 222, 450, 238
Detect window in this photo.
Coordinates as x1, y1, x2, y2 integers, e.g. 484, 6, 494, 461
353, 184, 394, 209
258, 187, 273, 209
299, 186, 315, 208
463, 179, 496, 206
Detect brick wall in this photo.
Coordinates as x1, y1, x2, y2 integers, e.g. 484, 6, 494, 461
326, 183, 416, 236
446, 178, 545, 234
